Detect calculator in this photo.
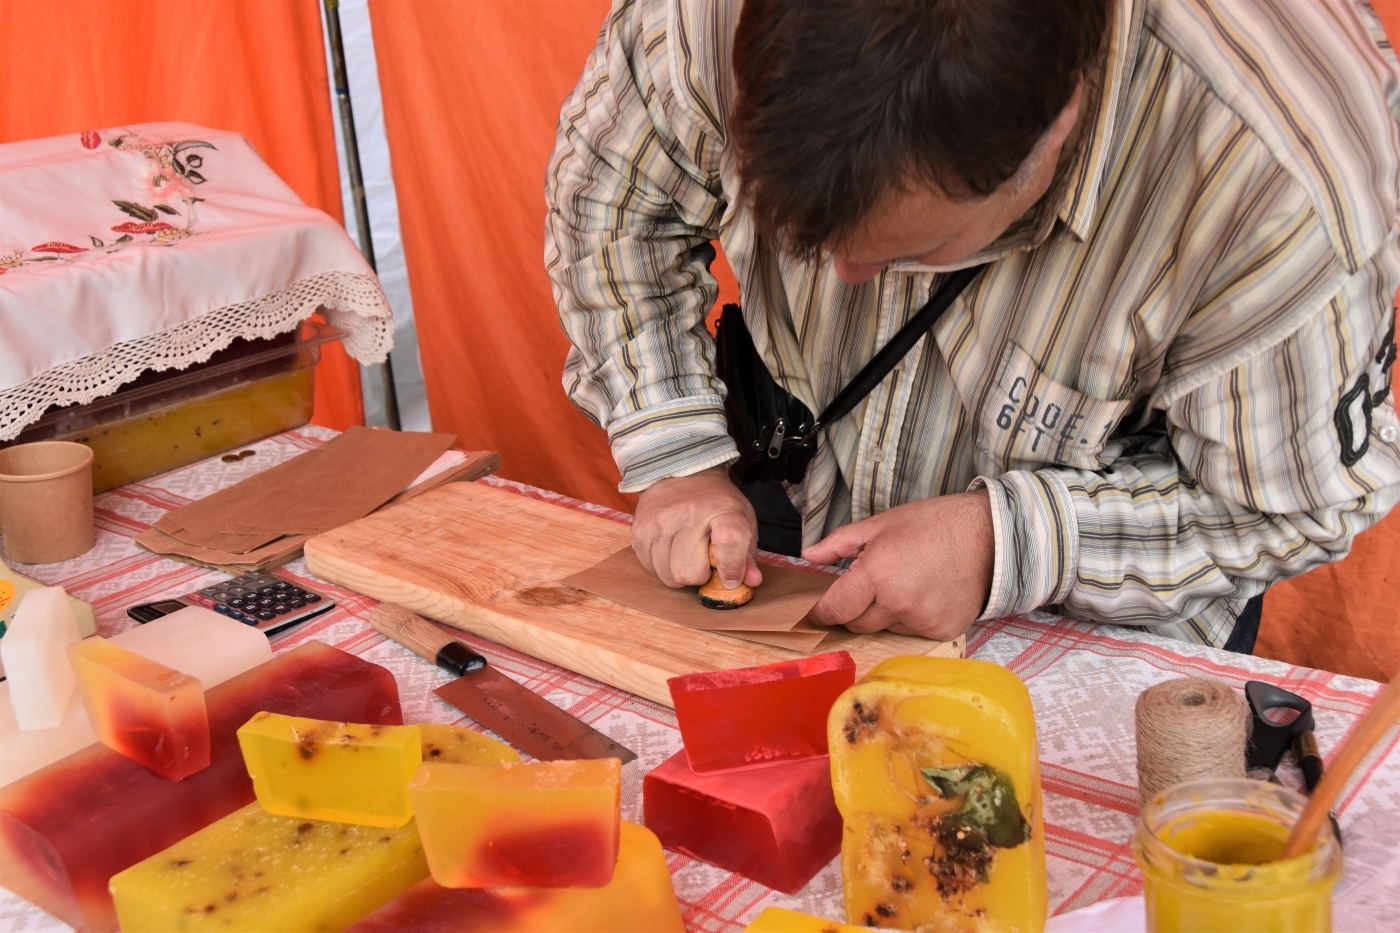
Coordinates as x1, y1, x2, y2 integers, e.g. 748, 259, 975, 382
127, 570, 335, 635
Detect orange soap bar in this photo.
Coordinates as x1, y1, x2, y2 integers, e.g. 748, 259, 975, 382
348, 820, 684, 932
668, 650, 855, 772
0, 642, 401, 933
408, 758, 621, 888
643, 748, 841, 893
68, 636, 210, 781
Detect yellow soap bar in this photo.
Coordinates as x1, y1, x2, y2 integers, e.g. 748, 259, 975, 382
238, 712, 422, 827
743, 905, 868, 931
827, 657, 1046, 932
419, 723, 519, 765
408, 758, 621, 888
109, 801, 427, 931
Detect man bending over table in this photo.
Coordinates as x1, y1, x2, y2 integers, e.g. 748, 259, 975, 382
544, 0, 1400, 651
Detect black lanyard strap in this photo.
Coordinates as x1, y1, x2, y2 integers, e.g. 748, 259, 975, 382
797, 263, 987, 443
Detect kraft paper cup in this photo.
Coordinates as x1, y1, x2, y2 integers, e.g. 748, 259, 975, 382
0, 441, 96, 563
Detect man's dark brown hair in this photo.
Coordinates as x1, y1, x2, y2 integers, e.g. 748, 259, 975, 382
731, 0, 1111, 253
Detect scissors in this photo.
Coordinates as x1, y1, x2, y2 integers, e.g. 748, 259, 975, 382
1244, 680, 1342, 845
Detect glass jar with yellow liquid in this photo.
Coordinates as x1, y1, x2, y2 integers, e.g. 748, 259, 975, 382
1133, 778, 1341, 932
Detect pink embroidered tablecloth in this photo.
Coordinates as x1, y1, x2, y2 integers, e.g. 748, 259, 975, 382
1, 426, 1397, 932
0, 123, 393, 441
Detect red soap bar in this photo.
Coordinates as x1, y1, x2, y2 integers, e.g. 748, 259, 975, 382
668, 650, 855, 772
0, 641, 401, 933
642, 748, 841, 894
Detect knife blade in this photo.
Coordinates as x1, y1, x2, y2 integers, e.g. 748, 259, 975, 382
369, 602, 637, 763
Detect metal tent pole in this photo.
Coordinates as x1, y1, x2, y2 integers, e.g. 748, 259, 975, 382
323, 0, 402, 430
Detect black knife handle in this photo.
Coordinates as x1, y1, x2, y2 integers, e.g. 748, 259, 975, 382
436, 641, 487, 677
370, 602, 487, 675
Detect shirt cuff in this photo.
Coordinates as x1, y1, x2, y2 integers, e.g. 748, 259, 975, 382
608, 395, 739, 493
969, 469, 1080, 619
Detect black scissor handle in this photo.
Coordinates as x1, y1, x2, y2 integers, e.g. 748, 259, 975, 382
1245, 680, 1315, 771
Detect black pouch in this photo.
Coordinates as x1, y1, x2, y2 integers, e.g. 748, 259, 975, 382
714, 264, 986, 487
714, 303, 818, 485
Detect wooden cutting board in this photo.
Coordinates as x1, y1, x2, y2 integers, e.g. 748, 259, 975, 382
304, 481, 963, 707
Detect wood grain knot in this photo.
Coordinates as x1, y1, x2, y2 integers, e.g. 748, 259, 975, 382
511, 584, 587, 607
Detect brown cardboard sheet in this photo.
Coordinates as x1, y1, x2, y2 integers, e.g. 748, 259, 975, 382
136, 432, 499, 573
164, 426, 456, 546
711, 623, 858, 651
561, 546, 836, 633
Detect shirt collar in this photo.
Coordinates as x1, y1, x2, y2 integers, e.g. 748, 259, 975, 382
1057, 0, 1144, 241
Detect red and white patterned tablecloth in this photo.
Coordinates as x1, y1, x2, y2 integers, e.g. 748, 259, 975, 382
2, 426, 1397, 932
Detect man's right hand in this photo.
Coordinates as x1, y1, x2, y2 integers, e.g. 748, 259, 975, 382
632, 466, 764, 592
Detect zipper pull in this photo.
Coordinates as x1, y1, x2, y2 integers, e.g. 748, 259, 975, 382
767, 418, 786, 458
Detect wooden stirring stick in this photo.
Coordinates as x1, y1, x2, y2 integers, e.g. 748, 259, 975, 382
1282, 668, 1400, 858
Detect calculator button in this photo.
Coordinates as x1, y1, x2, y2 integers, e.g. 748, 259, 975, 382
200, 587, 220, 597
272, 604, 289, 614
256, 610, 276, 621
286, 598, 306, 609
303, 593, 321, 603
213, 605, 230, 615
274, 581, 291, 590
256, 586, 275, 596
226, 598, 243, 608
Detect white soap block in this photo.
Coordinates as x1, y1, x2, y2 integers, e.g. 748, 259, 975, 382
0, 687, 96, 787
109, 606, 271, 689
0, 606, 271, 787
1, 587, 81, 730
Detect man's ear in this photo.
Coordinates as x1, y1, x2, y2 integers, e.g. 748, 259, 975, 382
1046, 76, 1085, 151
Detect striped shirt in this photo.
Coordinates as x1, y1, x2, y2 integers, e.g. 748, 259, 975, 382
544, 0, 1400, 646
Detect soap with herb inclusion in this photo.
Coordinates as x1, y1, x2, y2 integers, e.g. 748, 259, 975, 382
348, 820, 683, 932
668, 650, 855, 772
68, 635, 210, 781
239, 712, 423, 827
643, 748, 841, 893
409, 758, 621, 888
827, 656, 1045, 931
0, 641, 402, 933
419, 722, 520, 765
110, 801, 428, 932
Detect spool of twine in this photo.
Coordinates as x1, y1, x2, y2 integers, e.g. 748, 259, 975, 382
1135, 677, 1249, 807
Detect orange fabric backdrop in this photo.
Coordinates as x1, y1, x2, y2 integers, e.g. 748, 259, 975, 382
0, 0, 364, 430
368, 0, 624, 509
368, 0, 737, 512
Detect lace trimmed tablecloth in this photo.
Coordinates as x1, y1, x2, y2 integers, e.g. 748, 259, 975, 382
0, 123, 394, 441
1, 426, 1397, 932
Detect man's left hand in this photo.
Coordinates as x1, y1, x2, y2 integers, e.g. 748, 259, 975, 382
802, 489, 996, 642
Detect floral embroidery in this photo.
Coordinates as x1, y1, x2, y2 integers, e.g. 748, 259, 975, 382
111, 221, 173, 235
1, 129, 217, 273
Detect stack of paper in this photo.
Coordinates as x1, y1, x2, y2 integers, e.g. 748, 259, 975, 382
136, 427, 498, 572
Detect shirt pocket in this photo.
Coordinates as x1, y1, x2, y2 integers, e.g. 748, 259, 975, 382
975, 342, 1132, 474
